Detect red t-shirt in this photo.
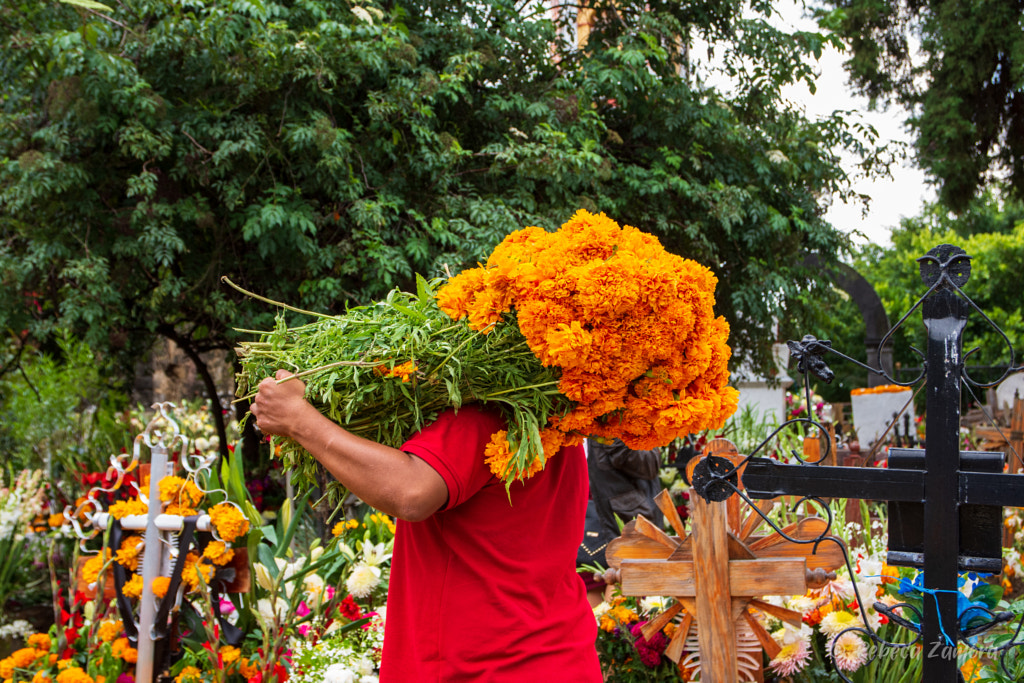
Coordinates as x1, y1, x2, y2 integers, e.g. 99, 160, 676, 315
379, 405, 602, 682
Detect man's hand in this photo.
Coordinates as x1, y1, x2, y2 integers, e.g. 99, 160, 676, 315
250, 369, 317, 439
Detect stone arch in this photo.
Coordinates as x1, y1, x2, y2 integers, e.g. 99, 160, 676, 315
804, 255, 894, 386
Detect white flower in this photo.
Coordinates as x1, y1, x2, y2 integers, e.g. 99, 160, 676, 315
857, 558, 883, 585
323, 664, 357, 683
257, 597, 288, 622
310, 546, 324, 562
255, 563, 274, 591
346, 564, 381, 598
351, 6, 373, 23
640, 596, 670, 614
593, 601, 611, 619
304, 572, 326, 601
361, 542, 391, 566
767, 149, 790, 165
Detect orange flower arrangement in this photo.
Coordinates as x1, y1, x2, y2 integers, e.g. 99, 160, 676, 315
438, 210, 739, 479
235, 209, 738, 490
850, 384, 910, 396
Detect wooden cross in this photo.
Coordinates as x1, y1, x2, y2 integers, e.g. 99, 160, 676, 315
606, 439, 844, 682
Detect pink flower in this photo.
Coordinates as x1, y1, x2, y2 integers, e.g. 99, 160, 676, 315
219, 597, 235, 615
296, 601, 311, 618
769, 639, 812, 676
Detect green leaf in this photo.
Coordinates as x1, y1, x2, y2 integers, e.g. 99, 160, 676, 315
59, 0, 114, 11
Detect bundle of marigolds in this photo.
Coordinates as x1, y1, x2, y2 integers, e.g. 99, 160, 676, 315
234, 210, 739, 490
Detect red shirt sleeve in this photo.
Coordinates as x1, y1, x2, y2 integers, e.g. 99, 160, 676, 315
400, 405, 506, 511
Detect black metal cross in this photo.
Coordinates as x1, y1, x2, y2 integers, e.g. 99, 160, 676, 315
693, 245, 1024, 682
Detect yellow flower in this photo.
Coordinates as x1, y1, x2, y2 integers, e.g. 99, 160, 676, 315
27, 633, 50, 650
111, 638, 137, 663
175, 666, 201, 683
181, 552, 214, 591
209, 503, 249, 543
123, 574, 144, 600
152, 576, 171, 599
32, 671, 52, 683
203, 541, 235, 567
80, 550, 110, 585
96, 620, 123, 643
331, 521, 347, 537
158, 476, 204, 507
115, 535, 144, 571
220, 646, 241, 664
108, 499, 148, 519
55, 667, 93, 683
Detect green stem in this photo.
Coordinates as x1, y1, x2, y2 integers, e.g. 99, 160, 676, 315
222, 277, 335, 319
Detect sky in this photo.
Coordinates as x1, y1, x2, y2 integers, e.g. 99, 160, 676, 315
771, 2, 934, 248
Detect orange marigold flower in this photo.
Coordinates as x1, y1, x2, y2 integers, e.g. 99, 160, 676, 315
55, 667, 93, 683
48, 512, 67, 528
436, 209, 739, 483
115, 535, 144, 571
175, 666, 201, 683
220, 645, 241, 665
181, 552, 214, 591
80, 550, 110, 585
9, 648, 37, 668
203, 541, 235, 566
108, 499, 148, 520
32, 671, 52, 683
96, 620, 123, 643
331, 521, 347, 537
26, 633, 50, 650
152, 576, 171, 599
123, 574, 144, 600
158, 476, 204, 507
209, 503, 249, 543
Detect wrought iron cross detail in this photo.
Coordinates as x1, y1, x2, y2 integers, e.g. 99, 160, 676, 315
695, 245, 1024, 682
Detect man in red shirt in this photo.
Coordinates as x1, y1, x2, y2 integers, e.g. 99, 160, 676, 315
251, 370, 602, 681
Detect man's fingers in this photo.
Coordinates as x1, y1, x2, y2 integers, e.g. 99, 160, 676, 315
275, 369, 295, 381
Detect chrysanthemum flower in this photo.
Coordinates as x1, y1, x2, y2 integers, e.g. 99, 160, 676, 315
346, 564, 381, 598
769, 639, 812, 676
832, 632, 869, 671
820, 610, 862, 639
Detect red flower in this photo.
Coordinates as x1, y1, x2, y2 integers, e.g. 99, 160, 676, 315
338, 595, 363, 621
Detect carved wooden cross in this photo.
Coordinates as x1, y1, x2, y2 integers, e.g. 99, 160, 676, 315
607, 439, 844, 682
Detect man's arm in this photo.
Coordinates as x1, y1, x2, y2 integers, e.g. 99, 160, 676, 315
250, 370, 449, 522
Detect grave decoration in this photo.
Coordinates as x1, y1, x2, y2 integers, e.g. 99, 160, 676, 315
606, 440, 844, 681
681, 244, 1024, 682
68, 403, 251, 683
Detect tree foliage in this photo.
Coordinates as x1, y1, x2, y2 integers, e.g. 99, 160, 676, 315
818, 0, 1024, 212
854, 194, 1024, 388
0, 0, 880, 454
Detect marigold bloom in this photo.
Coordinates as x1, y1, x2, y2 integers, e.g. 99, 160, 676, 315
123, 574, 144, 600
151, 577, 171, 599
203, 541, 235, 566
108, 500, 148, 519
55, 667, 93, 683
96, 620, 123, 643
115, 535, 144, 571
436, 209, 739, 481
158, 476, 204, 507
209, 503, 249, 543
27, 633, 50, 650
80, 550, 111, 585
174, 667, 201, 683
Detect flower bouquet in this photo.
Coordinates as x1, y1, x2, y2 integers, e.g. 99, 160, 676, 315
232, 210, 739, 492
